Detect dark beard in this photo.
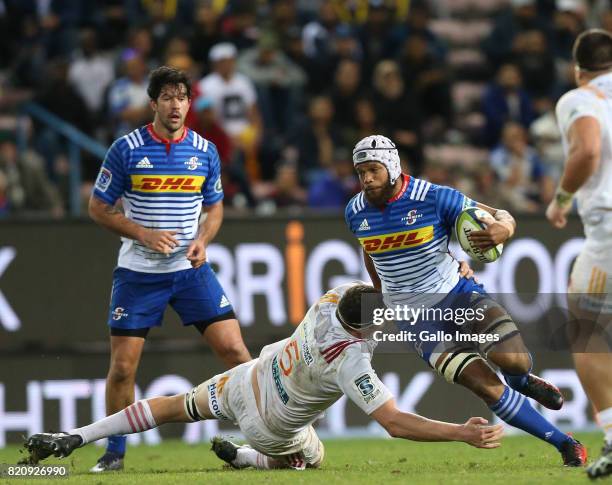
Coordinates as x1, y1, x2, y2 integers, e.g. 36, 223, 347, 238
363, 183, 396, 207
160, 118, 183, 136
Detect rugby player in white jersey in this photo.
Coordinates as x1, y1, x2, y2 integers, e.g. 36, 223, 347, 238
24, 283, 504, 470
546, 29, 612, 479
344, 134, 586, 465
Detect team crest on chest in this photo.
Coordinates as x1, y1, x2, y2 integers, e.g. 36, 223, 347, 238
185, 156, 202, 170
401, 209, 422, 225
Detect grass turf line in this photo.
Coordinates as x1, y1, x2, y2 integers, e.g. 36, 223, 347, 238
0, 432, 602, 484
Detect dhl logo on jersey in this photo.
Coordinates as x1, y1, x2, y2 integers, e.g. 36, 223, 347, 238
130, 175, 205, 193
359, 226, 434, 254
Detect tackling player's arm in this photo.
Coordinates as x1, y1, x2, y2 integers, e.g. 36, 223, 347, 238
370, 399, 503, 448
337, 354, 503, 449
468, 203, 516, 251
546, 116, 601, 228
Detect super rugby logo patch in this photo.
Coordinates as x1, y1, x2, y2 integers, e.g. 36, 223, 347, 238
95, 167, 112, 192
354, 374, 381, 403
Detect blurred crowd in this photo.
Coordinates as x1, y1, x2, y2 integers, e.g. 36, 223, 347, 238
0, 0, 608, 218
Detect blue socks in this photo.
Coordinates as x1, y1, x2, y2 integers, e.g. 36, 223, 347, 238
106, 435, 127, 456
489, 386, 570, 451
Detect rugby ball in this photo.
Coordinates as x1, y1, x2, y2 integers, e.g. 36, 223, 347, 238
455, 207, 503, 263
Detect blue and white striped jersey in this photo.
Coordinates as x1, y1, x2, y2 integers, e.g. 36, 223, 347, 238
93, 124, 223, 273
345, 174, 474, 302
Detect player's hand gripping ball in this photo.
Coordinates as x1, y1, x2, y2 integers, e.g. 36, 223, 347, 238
455, 208, 503, 263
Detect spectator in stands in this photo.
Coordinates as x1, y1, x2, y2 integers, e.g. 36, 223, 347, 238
283, 25, 324, 94
307, 155, 359, 209
341, 98, 382, 150
481, 0, 551, 69
356, 0, 397, 82
198, 42, 262, 179
552, 0, 586, 97
34, 58, 92, 178
490, 121, 554, 213
192, 97, 233, 165
96, 0, 129, 51
269, 0, 301, 45
509, 29, 556, 99
266, 162, 307, 209
192, 97, 255, 209
530, 104, 565, 182
237, 31, 306, 140
221, 1, 259, 50
397, 32, 452, 128
163, 35, 191, 63
331, 59, 364, 132
602, 8, 612, 33
287, 95, 342, 182
0, 132, 64, 218
127, 26, 156, 68
302, 0, 341, 61
107, 49, 150, 138
390, 0, 446, 62
130, 0, 184, 55
372, 60, 423, 174
482, 63, 535, 147
35, 58, 91, 135
303, 3, 360, 92
329, 24, 363, 71
189, 3, 225, 73
68, 28, 115, 126
552, 0, 586, 61
0, 171, 7, 217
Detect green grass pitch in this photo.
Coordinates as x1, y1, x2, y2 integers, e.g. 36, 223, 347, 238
0, 433, 603, 484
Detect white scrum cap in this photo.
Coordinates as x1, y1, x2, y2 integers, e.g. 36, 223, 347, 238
352, 135, 401, 184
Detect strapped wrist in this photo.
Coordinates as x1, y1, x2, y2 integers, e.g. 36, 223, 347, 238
554, 188, 574, 209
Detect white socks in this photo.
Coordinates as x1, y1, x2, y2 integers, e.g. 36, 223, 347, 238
598, 406, 612, 445
69, 400, 157, 444
230, 446, 281, 469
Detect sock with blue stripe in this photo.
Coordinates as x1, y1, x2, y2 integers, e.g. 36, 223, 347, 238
490, 386, 571, 450
106, 435, 127, 456
502, 354, 532, 392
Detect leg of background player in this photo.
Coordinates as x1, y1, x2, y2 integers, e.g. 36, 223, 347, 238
568, 301, 612, 477
574, 353, 612, 430
203, 319, 252, 367
103, 336, 146, 459
568, 301, 612, 442
453, 358, 583, 464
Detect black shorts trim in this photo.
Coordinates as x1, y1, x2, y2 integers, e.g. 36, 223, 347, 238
110, 327, 150, 338
189, 310, 237, 334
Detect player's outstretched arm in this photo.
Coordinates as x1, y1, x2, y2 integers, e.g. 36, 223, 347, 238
88, 196, 179, 254
370, 399, 503, 449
